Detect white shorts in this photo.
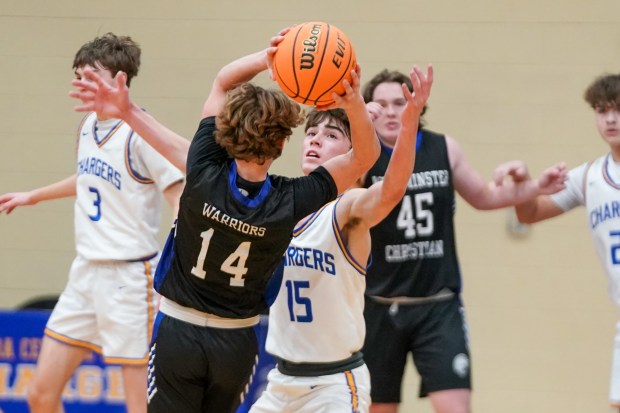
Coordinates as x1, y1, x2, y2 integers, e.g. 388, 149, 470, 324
45, 254, 159, 365
610, 320, 620, 405
249, 364, 371, 413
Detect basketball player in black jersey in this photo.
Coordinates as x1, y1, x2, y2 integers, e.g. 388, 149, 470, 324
359, 70, 568, 413
70, 28, 380, 413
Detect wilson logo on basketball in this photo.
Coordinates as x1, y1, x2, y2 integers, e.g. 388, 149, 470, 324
300, 24, 321, 70
273, 21, 357, 106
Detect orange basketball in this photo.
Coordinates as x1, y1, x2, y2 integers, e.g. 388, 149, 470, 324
273, 22, 357, 106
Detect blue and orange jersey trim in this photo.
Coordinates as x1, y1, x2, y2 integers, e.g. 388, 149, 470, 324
331, 197, 367, 276
603, 154, 620, 190
93, 119, 124, 147
45, 328, 103, 354
125, 131, 155, 184
292, 200, 335, 237
344, 370, 361, 413
45, 258, 155, 366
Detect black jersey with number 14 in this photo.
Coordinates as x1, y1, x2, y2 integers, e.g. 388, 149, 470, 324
155, 117, 337, 319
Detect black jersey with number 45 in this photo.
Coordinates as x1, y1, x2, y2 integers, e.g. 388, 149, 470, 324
155, 117, 337, 319
362, 130, 461, 298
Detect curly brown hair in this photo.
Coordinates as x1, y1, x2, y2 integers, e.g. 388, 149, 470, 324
216, 83, 305, 164
362, 69, 427, 127
73, 33, 141, 87
584, 73, 620, 111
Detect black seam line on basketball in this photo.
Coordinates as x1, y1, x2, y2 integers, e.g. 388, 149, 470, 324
290, 24, 305, 99
305, 23, 331, 105
274, 63, 297, 98
315, 48, 354, 105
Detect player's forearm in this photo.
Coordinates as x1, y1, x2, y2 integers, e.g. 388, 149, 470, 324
514, 200, 540, 223
477, 179, 544, 210
216, 50, 269, 92
380, 123, 417, 206
347, 105, 380, 170
124, 104, 189, 173
31, 174, 77, 203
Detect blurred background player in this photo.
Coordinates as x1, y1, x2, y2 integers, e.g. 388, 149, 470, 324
69, 28, 379, 413
250, 65, 432, 413
0, 32, 184, 413
359, 69, 568, 413
512, 72, 620, 412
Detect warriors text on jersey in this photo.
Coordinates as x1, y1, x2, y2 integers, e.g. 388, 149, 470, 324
266, 198, 367, 363
550, 154, 620, 307
75, 112, 184, 260
155, 117, 338, 319
362, 130, 461, 297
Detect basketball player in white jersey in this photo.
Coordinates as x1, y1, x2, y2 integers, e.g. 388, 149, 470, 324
0, 33, 184, 413
68, 28, 381, 413
511, 72, 620, 411
247, 66, 432, 413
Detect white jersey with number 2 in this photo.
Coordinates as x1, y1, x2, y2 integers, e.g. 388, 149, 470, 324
550, 153, 620, 307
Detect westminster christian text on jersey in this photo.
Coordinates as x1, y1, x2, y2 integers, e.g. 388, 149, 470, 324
362, 130, 462, 297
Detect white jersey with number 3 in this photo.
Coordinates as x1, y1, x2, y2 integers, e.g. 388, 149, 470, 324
266, 198, 367, 363
550, 154, 620, 307
75, 112, 183, 261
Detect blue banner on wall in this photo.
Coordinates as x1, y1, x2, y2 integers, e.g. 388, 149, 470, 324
0, 309, 126, 412
0, 310, 274, 413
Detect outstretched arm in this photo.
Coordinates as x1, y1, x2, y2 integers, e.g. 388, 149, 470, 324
340, 65, 433, 228
70, 71, 190, 173
0, 175, 76, 214
514, 195, 565, 223
318, 66, 382, 194
451, 143, 568, 210
202, 28, 291, 118
495, 161, 568, 223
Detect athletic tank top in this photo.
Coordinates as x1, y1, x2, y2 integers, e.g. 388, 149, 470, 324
155, 117, 337, 318
584, 155, 620, 307
266, 198, 367, 362
362, 130, 461, 297
75, 113, 183, 260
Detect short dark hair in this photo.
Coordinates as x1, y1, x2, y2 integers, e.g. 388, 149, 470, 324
304, 108, 351, 142
362, 69, 427, 126
73, 33, 141, 87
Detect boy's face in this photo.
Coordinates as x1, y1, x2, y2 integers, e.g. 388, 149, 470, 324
301, 118, 351, 175
371, 81, 408, 148
74, 63, 115, 88
594, 106, 620, 147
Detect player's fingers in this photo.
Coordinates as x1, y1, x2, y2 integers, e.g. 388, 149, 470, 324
401, 83, 414, 105
426, 64, 434, 87
71, 78, 97, 93
73, 102, 95, 113
83, 68, 106, 88
348, 69, 360, 91
410, 66, 422, 97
